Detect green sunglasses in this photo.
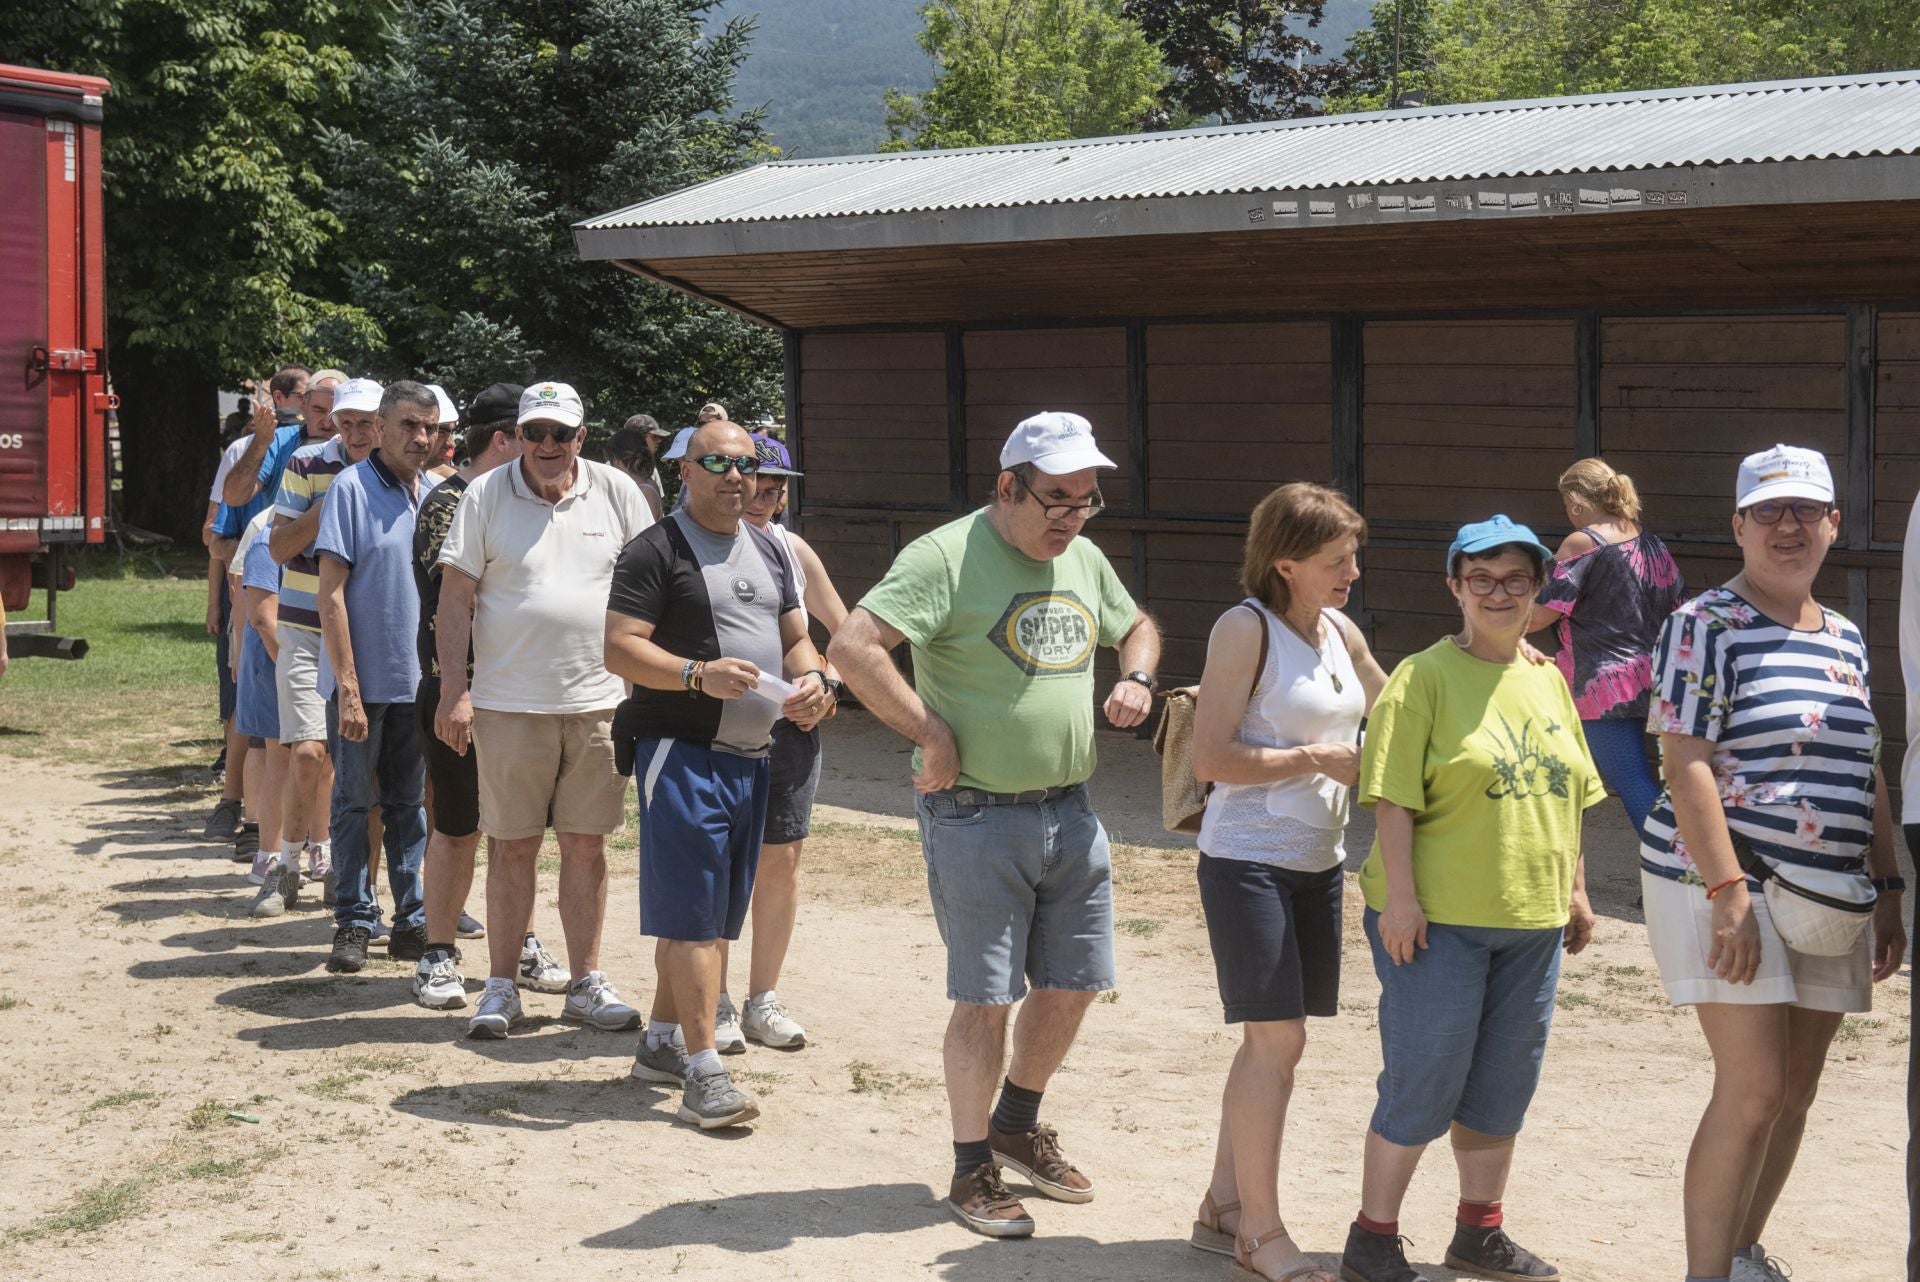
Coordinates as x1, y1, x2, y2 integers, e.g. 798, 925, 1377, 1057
694, 453, 760, 476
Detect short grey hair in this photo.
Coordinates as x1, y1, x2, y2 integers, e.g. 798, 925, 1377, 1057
995, 462, 1038, 506
379, 380, 437, 419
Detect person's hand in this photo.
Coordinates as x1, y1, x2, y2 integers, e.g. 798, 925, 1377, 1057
205, 599, 222, 636
699, 657, 759, 700
0, 639, 8, 681
1308, 742, 1361, 787
1379, 897, 1429, 966
1871, 894, 1907, 983
1103, 678, 1152, 729
248, 383, 276, 439
1706, 882, 1762, 984
1519, 638, 1551, 666
783, 672, 833, 730
337, 688, 369, 743
913, 714, 960, 794
436, 685, 473, 756
1564, 887, 1596, 954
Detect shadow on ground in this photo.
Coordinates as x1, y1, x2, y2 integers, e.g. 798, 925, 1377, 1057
391, 1072, 711, 1134
581, 1181, 939, 1251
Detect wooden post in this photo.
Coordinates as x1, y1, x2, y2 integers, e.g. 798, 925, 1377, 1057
946, 324, 968, 511
1845, 304, 1876, 551
1575, 311, 1600, 459
1126, 319, 1148, 516
782, 330, 803, 534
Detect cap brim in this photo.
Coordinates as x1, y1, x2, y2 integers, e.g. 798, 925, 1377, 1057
1738, 480, 1833, 507
331, 394, 381, 415
758, 465, 803, 477
1028, 445, 1118, 474
1455, 535, 1555, 564
518, 409, 585, 429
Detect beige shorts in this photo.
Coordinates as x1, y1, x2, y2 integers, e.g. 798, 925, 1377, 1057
472, 708, 626, 839
274, 625, 329, 745
1641, 869, 1872, 1013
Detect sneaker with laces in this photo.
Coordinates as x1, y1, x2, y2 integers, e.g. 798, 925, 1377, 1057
413, 950, 467, 1009
203, 796, 243, 841
387, 923, 428, 962
741, 992, 807, 1048
231, 821, 259, 864
562, 971, 641, 1031
713, 993, 746, 1054
1443, 1223, 1556, 1282
948, 1162, 1034, 1238
326, 925, 371, 974
676, 1064, 759, 1129
989, 1122, 1094, 1203
517, 935, 570, 994
1342, 1221, 1430, 1282
304, 844, 330, 885
630, 1030, 691, 1084
1731, 1245, 1792, 1282
467, 979, 523, 1038
249, 859, 301, 918
247, 850, 273, 886
456, 911, 486, 939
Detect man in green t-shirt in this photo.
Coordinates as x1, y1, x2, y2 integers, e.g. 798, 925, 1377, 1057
832, 411, 1160, 1240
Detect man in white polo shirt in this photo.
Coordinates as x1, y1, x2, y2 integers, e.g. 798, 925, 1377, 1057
435, 380, 655, 1038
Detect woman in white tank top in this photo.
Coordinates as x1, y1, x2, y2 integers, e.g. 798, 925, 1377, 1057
1185, 483, 1390, 1282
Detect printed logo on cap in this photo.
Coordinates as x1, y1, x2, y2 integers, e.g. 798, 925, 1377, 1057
538, 385, 558, 400
990, 590, 1097, 676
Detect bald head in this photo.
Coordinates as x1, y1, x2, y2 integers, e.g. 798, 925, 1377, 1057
688, 420, 751, 458
679, 420, 756, 533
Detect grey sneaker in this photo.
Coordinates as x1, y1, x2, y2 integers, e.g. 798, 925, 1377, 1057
562, 971, 640, 1031
413, 950, 467, 1010
517, 934, 570, 994
676, 1065, 759, 1129
741, 992, 807, 1048
203, 796, 243, 841
713, 993, 746, 1054
456, 911, 486, 939
466, 979, 522, 1039
248, 858, 301, 918
629, 1031, 691, 1085
1731, 1246, 1792, 1282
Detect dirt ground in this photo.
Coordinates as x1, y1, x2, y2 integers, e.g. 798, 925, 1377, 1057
0, 709, 1910, 1280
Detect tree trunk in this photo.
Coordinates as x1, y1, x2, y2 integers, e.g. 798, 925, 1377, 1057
113, 344, 221, 546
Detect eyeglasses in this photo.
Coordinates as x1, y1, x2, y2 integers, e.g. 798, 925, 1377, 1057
1740, 499, 1832, 526
1010, 470, 1104, 521
1459, 572, 1538, 598
695, 453, 760, 476
519, 423, 581, 445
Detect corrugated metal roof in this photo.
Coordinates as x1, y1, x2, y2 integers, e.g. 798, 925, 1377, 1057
581, 71, 1920, 230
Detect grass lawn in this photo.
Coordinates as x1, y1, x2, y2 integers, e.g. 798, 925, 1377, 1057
1, 551, 219, 768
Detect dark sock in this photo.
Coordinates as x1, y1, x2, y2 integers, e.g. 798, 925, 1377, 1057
1457, 1199, 1503, 1229
425, 943, 456, 960
953, 1138, 993, 1181
989, 1077, 1044, 1135
1356, 1211, 1398, 1237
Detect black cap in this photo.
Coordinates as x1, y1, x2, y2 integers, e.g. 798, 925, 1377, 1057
465, 382, 524, 429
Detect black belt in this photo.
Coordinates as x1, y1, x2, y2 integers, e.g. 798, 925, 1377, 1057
940, 784, 1081, 807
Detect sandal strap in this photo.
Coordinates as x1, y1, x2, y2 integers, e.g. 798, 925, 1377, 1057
1200, 1191, 1240, 1226
1239, 1225, 1293, 1256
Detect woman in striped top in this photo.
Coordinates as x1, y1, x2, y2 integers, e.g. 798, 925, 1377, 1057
1640, 445, 1906, 1282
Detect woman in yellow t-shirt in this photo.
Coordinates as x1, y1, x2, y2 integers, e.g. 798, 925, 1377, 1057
1338, 516, 1604, 1282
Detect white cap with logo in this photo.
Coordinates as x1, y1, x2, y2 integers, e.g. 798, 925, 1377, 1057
661, 426, 696, 461
1736, 444, 1834, 508
329, 377, 384, 416
426, 383, 459, 425
518, 381, 585, 429
1000, 411, 1117, 475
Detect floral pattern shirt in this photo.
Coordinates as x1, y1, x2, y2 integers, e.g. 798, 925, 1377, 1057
1534, 530, 1684, 721
1639, 588, 1879, 896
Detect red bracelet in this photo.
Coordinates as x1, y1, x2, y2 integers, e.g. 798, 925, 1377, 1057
1704, 875, 1746, 900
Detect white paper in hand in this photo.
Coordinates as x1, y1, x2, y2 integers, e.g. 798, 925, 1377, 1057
746, 669, 801, 712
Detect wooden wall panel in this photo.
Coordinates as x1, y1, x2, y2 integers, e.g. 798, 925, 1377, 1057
964, 327, 1128, 507
1874, 313, 1920, 542
799, 332, 948, 508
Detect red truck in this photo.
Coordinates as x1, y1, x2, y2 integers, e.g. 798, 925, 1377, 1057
1, 63, 111, 662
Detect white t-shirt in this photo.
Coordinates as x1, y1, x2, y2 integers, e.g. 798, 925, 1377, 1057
438, 457, 653, 714
1900, 494, 1920, 820
210, 436, 250, 503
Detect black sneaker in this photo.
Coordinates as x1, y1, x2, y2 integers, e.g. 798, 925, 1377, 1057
231, 821, 259, 864
387, 923, 428, 962
1443, 1224, 1559, 1281
203, 796, 243, 841
327, 925, 371, 974
1341, 1221, 1430, 1282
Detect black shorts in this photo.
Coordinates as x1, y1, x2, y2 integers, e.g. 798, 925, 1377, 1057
417, 676, 480, 838
216, 578, 236, 722
1196, 852, 1343, 1023
763, 719, 821, 846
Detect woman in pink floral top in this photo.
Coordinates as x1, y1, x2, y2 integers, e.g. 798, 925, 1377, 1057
1638, 445, 1905, 1282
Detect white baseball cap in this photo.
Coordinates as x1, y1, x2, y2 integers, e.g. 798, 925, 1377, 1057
1000, 410, 1116, 475
1736, 444, 1834, 508
661, 426, 696, 461
518, 380, 585, 429
329, 377, 383, 416
426, 383, 459, 425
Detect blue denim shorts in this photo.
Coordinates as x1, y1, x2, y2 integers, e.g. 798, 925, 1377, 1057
636, 738, 769, 942
1363, 908, 1563, 1147
915, 784, 1116, 1005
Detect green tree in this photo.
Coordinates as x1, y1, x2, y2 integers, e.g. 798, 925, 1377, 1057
322, 0, 782, 430
0, 0, 384, 541
884, 0, 1169, 149
1124, 0, 1352, 124
1333, 0, 1440, 112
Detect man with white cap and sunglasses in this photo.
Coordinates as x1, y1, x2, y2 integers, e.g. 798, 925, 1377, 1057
831, 410, 1161, 1239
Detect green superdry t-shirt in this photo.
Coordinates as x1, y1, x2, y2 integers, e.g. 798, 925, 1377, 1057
858, 510, 1139, 794
1356, 639, 1604, 930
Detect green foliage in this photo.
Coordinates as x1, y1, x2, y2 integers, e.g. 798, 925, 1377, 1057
321, 0, 782, 424
1334, 0, 1440, 111
1125, 0, 1352, 124
883, 0, 1169, 150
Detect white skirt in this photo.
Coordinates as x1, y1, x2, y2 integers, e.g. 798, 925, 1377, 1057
1640, 869, 1871, 1013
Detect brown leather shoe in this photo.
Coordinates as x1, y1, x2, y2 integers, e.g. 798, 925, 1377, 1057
989, 1122, 1095, 1203
948, 1162, 1034, 1238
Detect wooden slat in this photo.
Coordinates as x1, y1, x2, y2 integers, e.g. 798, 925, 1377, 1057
1368, 319, 1574, 366
1600, 315, 1847, 365
1147, 322, 1329, 365
801, 332, 945, 371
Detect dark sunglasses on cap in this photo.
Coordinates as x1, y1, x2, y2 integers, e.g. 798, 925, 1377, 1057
694, 453, 760, 476
519, 422, 580, 445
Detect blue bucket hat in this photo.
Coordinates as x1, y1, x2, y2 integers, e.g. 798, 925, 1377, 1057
1446, 514, 1553, 575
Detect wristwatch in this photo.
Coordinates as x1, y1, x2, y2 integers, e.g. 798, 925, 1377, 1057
1871, 875, 1906, 893
1123, 671, 1155, 691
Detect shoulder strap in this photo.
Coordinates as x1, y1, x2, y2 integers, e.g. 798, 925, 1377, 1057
1239, 600, 1269, 697
1579, 525, 1608, 546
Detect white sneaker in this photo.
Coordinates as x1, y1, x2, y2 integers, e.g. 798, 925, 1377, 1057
466, 979, 522, 1039
561, 971, 641, 1031
517, 934, 570, 994
714, 993, 746, 1054
1732, 1245, 1792, 1282
248, 858, 301, 918
741, 992, 807, 1048
413, 950, 467, 1010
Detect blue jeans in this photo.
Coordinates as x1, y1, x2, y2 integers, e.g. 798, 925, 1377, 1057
1363, 908, 1563, 1146
1583, 716, 1660, 840
326, 698, 426, 934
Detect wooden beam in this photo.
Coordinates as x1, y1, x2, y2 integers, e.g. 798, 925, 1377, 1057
945, 325, 967, 510
1845, 303, 1877, 549
1574, 310, 1600, 458
1126, 320, 1148, 516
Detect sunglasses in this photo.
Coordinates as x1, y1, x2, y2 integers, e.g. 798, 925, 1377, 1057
694, 453, 760, 476
1740, 499, 1832, 526
519, 423, 581, 445
1460, 572, 1538, 598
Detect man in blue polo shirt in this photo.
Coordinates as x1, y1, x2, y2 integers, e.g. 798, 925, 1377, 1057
315, 380, 436, 974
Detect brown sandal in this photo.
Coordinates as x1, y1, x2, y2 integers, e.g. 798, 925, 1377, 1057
1231, 1224, 1337, 1282
1189, 1190, 1239, 1256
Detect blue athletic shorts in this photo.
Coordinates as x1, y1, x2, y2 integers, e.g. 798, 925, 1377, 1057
634, 738, 770, 942
233, 628, 280, 743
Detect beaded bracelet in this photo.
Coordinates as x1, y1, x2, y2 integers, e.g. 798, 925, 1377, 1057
681, 658, 697, 690
1704, 875, 1746, 901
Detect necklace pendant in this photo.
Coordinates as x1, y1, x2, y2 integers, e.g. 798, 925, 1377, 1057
1330, 673, 1343, 693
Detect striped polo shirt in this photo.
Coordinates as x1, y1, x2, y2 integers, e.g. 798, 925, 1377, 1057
1641, 587, 1878, 901
272, 436, 355, 632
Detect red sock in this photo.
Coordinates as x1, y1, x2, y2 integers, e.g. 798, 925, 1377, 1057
1356, 1212, 1398, 1236
1457, 1199, 1503, 1229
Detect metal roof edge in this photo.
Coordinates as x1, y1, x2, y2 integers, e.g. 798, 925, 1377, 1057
573, 163, 779, 233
